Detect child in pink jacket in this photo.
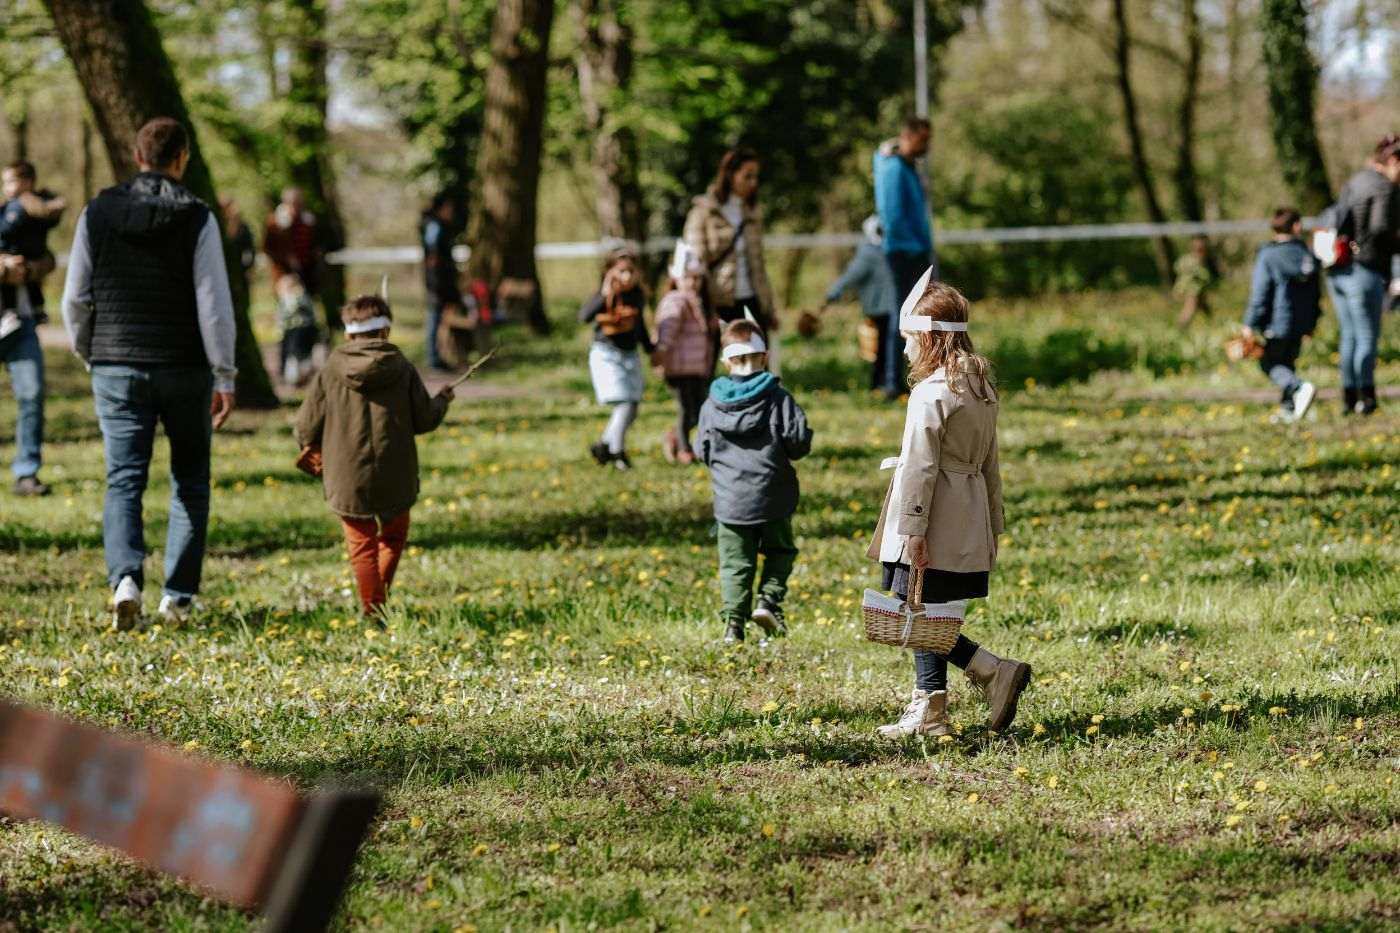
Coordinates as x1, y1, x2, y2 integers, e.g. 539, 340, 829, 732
653, 243, 717, 464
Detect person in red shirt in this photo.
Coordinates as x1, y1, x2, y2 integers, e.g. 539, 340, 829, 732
262, 187, 325, 322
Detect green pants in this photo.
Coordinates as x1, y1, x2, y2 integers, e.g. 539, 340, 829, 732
717, 518, 798, 624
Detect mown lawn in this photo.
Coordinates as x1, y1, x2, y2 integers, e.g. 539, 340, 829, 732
1, 288, 1398, 931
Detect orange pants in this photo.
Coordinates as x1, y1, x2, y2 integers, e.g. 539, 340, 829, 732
340, 511, 410, 615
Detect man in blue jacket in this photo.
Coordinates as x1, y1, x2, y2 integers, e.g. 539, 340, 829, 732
874, 117, 934, 399
1242, 207, 1320, 424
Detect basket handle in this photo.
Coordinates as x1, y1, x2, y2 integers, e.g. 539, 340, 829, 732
909, 564, 924, 607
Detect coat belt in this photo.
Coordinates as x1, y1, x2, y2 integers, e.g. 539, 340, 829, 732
880, 455, 981, 474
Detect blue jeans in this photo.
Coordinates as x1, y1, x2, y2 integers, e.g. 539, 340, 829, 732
425, 299, 443, 369
92, 365, 212, 599
1, 316, 44, 479
1327, 264, 1386, 388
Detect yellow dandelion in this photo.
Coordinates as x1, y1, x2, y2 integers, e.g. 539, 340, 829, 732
1033, 722, 1047, 736
1225, 814, 1242, 827
470, 843, 488, 858
1181, 707, 1195, 719
760, 701, 779, 714
1253, 781, 1268, 793
1085, 725, 1099, 737
546, 841, 562, 853
1268, 706, 1287, 716
1091, 714, 1105, 724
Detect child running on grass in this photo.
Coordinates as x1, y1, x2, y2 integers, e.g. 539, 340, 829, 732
581, 246, 652, 470
1241, 207, 1320, 424
869, 270, 1030, 737
652, 242, 717, 464
294, 294, 453, 618
697, 319, 812, 643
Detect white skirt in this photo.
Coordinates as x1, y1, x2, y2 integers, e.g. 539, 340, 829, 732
589, 342, 644, 404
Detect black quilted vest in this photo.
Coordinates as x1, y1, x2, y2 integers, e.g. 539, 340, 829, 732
85, 173, 210, 367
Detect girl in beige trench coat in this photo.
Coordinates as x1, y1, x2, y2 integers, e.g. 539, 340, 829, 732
868, 275, 1031, 738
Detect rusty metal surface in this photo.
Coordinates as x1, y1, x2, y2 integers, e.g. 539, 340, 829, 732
0, 701, 304, 909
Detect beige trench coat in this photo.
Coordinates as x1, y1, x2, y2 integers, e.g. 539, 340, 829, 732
681, 192, 777, 327
866, 369, 1004, 572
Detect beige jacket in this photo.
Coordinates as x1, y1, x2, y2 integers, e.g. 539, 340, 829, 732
867, 369, 1004, 572
682, 192, 777, 326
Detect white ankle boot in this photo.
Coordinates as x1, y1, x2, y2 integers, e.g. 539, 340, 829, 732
877, 689, 950, 738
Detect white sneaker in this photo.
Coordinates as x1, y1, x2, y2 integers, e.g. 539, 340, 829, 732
876, 689, 950, 738
157, 594, 194, 624
111, 576, 142, 630
1292, 381, 1317, 421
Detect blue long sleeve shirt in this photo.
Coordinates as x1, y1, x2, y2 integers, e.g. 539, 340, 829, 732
1243, 238, 1321, 340
873, 144, 932, 257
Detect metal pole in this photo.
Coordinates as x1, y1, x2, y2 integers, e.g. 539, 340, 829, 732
914, 0, 928, 119
913, 0, 936, 273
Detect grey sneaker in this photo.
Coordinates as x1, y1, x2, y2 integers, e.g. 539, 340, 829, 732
13, 475, 49, 497
723, 619, 745, 644
751, 599, 788, 638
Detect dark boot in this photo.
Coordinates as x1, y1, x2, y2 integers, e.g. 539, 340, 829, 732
964, 647, 1031, 732
1359, 386, 1379, 416
723, 618, 745, 644
1343, 387, 1359, 416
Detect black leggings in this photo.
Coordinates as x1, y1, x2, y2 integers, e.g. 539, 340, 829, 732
893, 576, 982, 693
667, 376, 707, 453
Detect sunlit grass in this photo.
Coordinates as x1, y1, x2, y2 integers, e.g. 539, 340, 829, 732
1, 291, 1398, 930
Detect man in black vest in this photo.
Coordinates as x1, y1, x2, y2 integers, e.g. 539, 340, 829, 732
60, 118, 237, 629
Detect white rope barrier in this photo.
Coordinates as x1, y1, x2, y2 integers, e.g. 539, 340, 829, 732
323, 217, 1314, 266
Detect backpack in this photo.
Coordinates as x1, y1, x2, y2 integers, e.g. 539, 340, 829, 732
1311, 200, 1356, 269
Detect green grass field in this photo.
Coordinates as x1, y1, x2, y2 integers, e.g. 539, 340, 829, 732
2, 288, 1399, 931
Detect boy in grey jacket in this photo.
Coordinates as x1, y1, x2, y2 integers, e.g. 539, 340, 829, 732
1242, 207, 1320, 424
822, 215, 898, 392
697, 319, 813, 643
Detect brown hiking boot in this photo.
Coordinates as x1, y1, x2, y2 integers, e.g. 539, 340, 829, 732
964, 647, 1031, 732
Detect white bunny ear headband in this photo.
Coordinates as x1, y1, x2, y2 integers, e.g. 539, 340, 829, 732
720, 305, 767, 360
898, 266, 968, 332
344, 276, 393, 334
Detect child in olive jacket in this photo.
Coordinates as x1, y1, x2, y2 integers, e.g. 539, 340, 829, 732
697, 319, 812, 643
295, 295, 453, 616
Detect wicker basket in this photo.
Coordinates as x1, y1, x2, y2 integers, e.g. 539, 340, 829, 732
862, 567, 963, 653
856, 318, 880, 363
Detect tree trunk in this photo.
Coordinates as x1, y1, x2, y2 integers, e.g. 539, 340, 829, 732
81, 116, 95, 203
286, 0, 348, 332
466, 0, 555, 334
41, 0, 278, 407
1172, 0, 1204, 222
574, 0, 646, 251
1110, 0, 1174, 281
9, 95, 29, 161
1259, 0, 1332, 214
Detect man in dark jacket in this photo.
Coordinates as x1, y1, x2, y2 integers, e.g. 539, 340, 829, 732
421, 192, 461, 371
697, 319, 813, 644
60, 117, 237, 629
873, 117, 934, 399
1243, 207, 1320, 424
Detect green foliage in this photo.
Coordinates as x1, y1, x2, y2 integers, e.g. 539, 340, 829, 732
551, 0, 973, 235
341, 0, 493, 212
940, 93, 1158, 295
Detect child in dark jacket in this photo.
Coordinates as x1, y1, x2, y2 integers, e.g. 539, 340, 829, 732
697, 319, 813, 643
0, 160, 65, 327
1242, 207, 1321, 424
294, 295, 453, 617
581, 246, 653, 470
